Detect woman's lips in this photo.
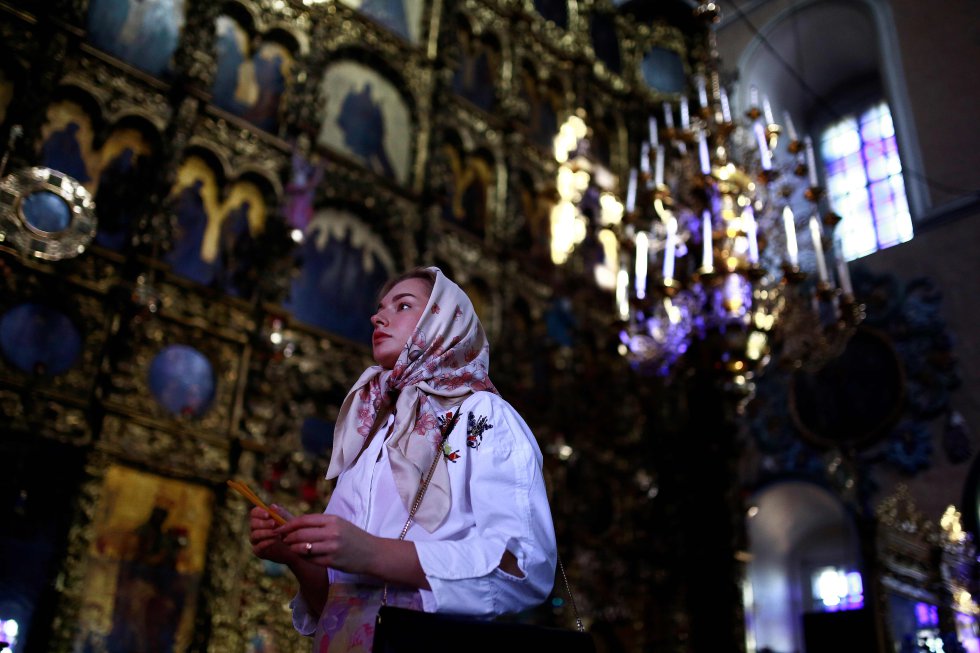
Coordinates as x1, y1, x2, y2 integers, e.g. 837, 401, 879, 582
373, 332, 390, 345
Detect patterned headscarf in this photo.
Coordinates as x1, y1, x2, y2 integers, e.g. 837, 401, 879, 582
326, 267, 497, 532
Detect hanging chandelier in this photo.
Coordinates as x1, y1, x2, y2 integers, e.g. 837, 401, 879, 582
612, 2, 864, 389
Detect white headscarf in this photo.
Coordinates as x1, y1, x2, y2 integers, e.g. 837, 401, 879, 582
326, 267, 497, 531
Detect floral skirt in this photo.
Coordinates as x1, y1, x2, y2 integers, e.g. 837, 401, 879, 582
313, 583, 423, 653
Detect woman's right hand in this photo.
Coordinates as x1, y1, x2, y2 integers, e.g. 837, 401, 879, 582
248, 504, 295, 564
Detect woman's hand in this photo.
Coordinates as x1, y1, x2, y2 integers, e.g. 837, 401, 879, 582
276, 514, 379, 574
248, 504, 296, 564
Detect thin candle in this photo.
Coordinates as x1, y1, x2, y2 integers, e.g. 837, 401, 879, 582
654, 145, 665, 187
662, 102, 675, 130
804, 136, 819, 187
783, 206, 798, 266
809, 215, 828, 282
698, 130, 711, 175
702, 210, 713, 271
680, 97, 690, 129
696, 74, 708, 108
783, 110, 799, 142
720, 87, 732, 122
762, 95, 775, 126
663, 216, 677, 281
754, 121, 772, 171
640, 141, 651, 174
836, 243, 853, 295
648, 116, 659, 147
626, 168, 637, 213
744, 205, 759, 264
749, 84, 760, 109
635, 231, 649, 300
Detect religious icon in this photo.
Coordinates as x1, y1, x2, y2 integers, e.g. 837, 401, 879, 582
338, 0, 423, 43
87, 0, 186, 78
641, 47, 687, 94
283, 143, 325, 233
212, 15, 295, 133
317, 62, 411, 185
93, 125, 156, 250
74, 465, 213, 653
440, 142, 491, 237
39, 100, 96, 187
285, 208, 394, 344
451, 26, 498, 112
164, 156, 268, 294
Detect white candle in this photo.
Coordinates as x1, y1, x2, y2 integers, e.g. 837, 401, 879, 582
804, 136, 819, 187
635, 231, 649, 299
648, 116, 659, 147
680, 97, 690, 129
744, 205, 759, 264
783, 206, 798, 266
783, 110, 799, 142
640, 141, 651, 174
626, 168, 637, 213
698, 130, 711, 175
696, 74, 708, 109
654, 145, 665, 187
749, 84, 760, 109
762, 95, 775, 126
720, 87, 732, 122
809, 215, 828, 282
754, 121, 772, 171
663, 216, 677, 281
702, 210, 713, 271
662, 102, 675, 130
837, 251, 853, 296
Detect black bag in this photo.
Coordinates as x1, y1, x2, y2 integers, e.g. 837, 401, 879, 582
373, 605, 597, 653
373, 408, 596, 653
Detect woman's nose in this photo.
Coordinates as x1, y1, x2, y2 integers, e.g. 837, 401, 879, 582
371, 311, 386, 327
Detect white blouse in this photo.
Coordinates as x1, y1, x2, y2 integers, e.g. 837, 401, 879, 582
292, 391, 557, 634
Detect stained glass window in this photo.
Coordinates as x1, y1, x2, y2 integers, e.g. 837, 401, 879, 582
821, 102, 912, 261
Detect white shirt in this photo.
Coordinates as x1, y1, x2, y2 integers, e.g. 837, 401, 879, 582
292, 391, 557, 634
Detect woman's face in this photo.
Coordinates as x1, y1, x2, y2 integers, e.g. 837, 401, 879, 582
371, 277, 432, 369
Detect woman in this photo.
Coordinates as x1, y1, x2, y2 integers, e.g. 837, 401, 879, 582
249, 267, 557, 652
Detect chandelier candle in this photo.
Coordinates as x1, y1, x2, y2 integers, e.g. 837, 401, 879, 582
809, 216, 829, 283
783, 206, 799, 267
702, 210, 714, 272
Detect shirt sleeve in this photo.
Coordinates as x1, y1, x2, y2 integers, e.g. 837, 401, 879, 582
289, 592, 318, 636
414, 394, 558, 616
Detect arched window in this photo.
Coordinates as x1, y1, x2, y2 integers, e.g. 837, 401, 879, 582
821, 101, 912, 260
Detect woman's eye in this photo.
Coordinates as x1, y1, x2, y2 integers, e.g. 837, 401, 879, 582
398, 302, 411, 310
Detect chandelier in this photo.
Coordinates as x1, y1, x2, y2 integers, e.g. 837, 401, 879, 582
608, 2, 864, 390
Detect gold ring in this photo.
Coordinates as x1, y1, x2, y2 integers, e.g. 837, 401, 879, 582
305, 542, 313, 555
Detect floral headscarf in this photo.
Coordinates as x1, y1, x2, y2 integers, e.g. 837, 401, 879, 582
326, 267, 497, 532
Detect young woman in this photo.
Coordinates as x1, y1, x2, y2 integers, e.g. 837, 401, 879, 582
249, 267, 557, 652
